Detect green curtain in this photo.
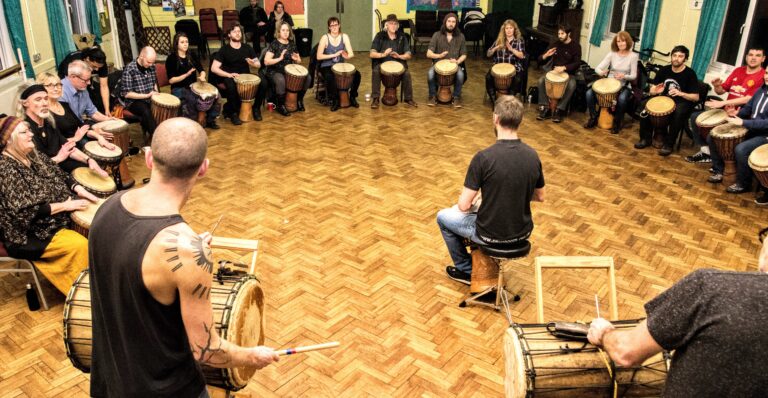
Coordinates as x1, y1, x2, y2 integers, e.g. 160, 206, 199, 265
85, 0, 103, 44
692, 0, 727, 79
638, 0, 662, 61
45, 0, 76, 66
589, 0, 613, 47
2, 0, 35, 79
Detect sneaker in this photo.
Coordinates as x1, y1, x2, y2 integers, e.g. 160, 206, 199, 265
685, 152, 712, 163
453, 97, 462, 108
726, 183, 749, 194
536, 106, 552, 120
427, 97, 437, 107
371, 97, 379, 109
552, 109, 563, 123
707, 173, 723, 183
658, 146, 673, 156
634, 139, 650, 149
445, 266, 470, 285
755, 193, 768, 206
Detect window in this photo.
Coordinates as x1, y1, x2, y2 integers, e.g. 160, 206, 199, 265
0, 4, 17, 72
65, 0, 91, 35
712, 0, 768, 70
609, 0, 646, 41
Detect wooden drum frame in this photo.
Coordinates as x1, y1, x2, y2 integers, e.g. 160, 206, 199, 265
711, 123, 748, 186
234, 74, 261, 122
434, 59, 458, 104
332, 63, 356, 108
284, 64, 308, 113
491, 63, 516, 96
749, 144, 768, 189
380, 61, 405, 106
645, 96, 676, 149
544, 71, 569, 114
93, 119, 134, 190
151, 93, 181, 125
191, 81, 220, 125
592, 78, 622, 130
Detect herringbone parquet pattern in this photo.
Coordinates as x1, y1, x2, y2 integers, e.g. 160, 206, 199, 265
1, 54, 766, 397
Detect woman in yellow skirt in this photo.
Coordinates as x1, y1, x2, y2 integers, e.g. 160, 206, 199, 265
0, 106, 99, 294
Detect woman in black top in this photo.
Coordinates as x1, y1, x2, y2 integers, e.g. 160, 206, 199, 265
266, 1, 294, 43
166, 33, 221, 129
265, 21, 309, 116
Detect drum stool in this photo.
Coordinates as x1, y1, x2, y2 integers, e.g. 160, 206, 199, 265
460, 240, 530, 311
534, 256, 618, 322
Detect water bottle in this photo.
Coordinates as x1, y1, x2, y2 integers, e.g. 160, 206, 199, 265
26, 284, 40, 311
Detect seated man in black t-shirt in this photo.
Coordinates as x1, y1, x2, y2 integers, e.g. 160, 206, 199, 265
210, 24, 264, 125
369, 14, 417, 109
588, 237, 768, 396
437, 96, 545, 284
635, 45, 700, 156
57, 47, 112, 116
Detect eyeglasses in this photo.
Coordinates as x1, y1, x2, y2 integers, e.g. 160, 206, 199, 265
73, 75, 90, 83
44, 83, 63, 89
329, 23, 340, 27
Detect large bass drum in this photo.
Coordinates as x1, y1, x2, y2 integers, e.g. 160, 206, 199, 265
63, 271, 266, 391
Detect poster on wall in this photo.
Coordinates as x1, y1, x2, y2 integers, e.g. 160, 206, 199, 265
98, 0, 111, 35
147, 0, 162, 6
407, 0, 479, 12
171, 0, 187, 16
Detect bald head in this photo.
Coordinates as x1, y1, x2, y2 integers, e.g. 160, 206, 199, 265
151, 118, 208, 180
139, 46, 157, 67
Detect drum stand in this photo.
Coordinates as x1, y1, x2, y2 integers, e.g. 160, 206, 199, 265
460, 241, 530, 311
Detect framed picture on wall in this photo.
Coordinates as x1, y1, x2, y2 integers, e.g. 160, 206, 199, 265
148, 0, 162, 6
98, 0, 112, 35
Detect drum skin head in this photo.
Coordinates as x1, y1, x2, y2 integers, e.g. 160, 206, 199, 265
380, 60, 405, 75
592, 78, 621, 94
84, 141, 122, 159
749, 144, 768, 170
492, 63, 516, 77
435, 59, 459, 75
711, 123, 748, 139
332, 63, 356, 74
72, 167, 117, 194
696, 108, 728, 127
152, 92, 181, 107
545, 71, 569, 83
229, 278, 266, 387
71, 199, 105, 229
234, 74, 261, 84
285, 64, 308, 76
505, 327, 527, 398
93, 119, 128, 132
646, 96, 675, 115
191, 82, 219, 99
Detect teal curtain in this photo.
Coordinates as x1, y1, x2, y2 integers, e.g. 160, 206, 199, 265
589, 0, 614, 47
638, 0, 662, 61
2, 0, 35, 79
85, 0, 103, 44
692, 0, 727, 79
45, 0, 76, 66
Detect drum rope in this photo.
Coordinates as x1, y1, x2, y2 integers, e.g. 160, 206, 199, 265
500, 289, 514, 326
597, 347, 618, 398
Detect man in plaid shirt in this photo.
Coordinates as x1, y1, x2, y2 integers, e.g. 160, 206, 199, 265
120, 46, 159, 143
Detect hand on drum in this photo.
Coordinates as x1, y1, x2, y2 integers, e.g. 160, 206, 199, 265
725, 105, 738, 117
74, 186, 100, 203
54, 141, 77, 163
247, 346, 280, 369
706, 99, 726, 109
95, 127, 114, 141
87, 159, 110, 178
390, 52, 400, 59
62, 197, 91, 212
440, 51, 449, 59
553, 66, 566, 74
96, 135, 116, 151
382, 48, 393, 57
613, 72, 625, 79
587, 317, 615, 346
146, 91, 159, 99
727, 116, 744, 126
291, 53, 301, 63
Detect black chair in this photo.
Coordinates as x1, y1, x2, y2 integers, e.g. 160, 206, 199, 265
175, 20, 207, 61
414, 10, 437, 53
463, 19, 485, 55
678, 81, 717, 151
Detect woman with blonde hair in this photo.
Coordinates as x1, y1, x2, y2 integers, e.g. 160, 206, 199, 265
485, 19, 526, 105
265, 20, 309, 115
584, 31, 638, 134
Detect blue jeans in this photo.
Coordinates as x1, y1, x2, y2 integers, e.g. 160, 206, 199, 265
585, 87, 632, 127
436, 207, 482, 273
428, 65, 465, 98
689, 110, 706, 147
709, 132, 768, 186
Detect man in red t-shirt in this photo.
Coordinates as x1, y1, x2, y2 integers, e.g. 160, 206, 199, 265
686, 47, 765, 163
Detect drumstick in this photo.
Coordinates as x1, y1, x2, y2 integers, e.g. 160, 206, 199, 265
276, 341, 340, 356
595, 294, 601, 318
210, 214, 224, 236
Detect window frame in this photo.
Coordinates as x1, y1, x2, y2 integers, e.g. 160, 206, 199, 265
604, 0, 647, 47
708, 0, 759, 75
0, 3, 20, 77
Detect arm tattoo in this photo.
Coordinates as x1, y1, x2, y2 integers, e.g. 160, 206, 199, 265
163, 230, 213, 274
191, 283, 211, 300
192, 321, 229, 365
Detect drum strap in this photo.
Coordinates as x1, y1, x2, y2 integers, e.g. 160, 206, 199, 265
598, 348, 618, 398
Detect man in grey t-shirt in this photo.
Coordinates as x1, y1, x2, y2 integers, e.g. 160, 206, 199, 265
587, 238, 768, 396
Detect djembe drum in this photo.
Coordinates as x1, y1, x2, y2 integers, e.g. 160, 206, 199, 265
63, 271, 266, 391
380, 61, 405, 106
544, 71, 569, 114
234, 74, 260, 122
491, 63, 516, 96
644, 96, 676, 149
190, 81, 220, 125
151, 93, 181, 124
284, 64, 308, 112
92, 119, 133, 190
70, 199, 105, 238
505, 321, 670, 397
332, 63, 356, 108
711, 123, 748, 186
749, 144, 768, 189
434, 59, 459, 103
592, 78, 622, 130
695, 108, 728, 142
72, 167, 117, 198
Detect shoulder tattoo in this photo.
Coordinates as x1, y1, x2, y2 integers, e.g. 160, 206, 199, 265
163, 229, 214, 274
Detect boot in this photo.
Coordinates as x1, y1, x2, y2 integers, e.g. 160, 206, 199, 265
252, 106, 263, 121
350, 96, 359, 108
488, 91, 497, 108
297, 90, 306, 112
276, 95, 291, 117
584, 113, 598, 129
331, 99, 340, 112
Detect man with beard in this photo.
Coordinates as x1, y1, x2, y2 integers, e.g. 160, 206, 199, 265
437, 96, 545, 286
426, 13, 467, 108
536, 24, 581, 123
239, 0, 269, 52
18, 84, 108, 176
210, 24, 264, 125
686, 47, 765, 164
119, 46, 160, 144
635, 45, 699, 156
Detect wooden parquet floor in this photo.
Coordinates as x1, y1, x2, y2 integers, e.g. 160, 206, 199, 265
2, 54, 767, 397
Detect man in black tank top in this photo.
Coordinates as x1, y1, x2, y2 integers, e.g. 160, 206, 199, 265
88, 118, 278, 397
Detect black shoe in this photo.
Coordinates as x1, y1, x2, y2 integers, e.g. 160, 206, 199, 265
230, 115, 242, 125
552, 109, 563, 123
584, 115, 598, 129
610, 126, 620, 135
707, 173, 723, 183
445, 266, 471, 285
350, 97, 359, 108
658, 146, 672, 156
634, 139, 650, 149
331, 101, 340, 112
253, 110, 262, 121
755, 193, 768, 206
277, 105, 290, 116
297, 101, 305, 112
205, 121, 221, 130
726, 183, 749, 194
371, 97, 379, 109
536, 106, 551, 120
685, 152, 712, 163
